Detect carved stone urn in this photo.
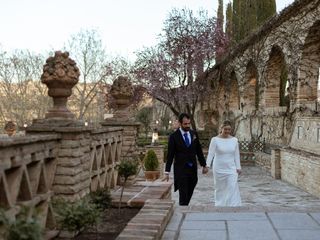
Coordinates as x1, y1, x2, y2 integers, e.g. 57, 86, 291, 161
110, 76, 134, 120
41, 51, 80, 119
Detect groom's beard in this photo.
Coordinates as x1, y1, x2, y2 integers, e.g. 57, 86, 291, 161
181, 126, 190, 132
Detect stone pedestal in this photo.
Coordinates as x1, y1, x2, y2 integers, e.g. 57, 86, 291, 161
101, 120, 140, 161
271, 148, 281, 179
26, 119, 92, 201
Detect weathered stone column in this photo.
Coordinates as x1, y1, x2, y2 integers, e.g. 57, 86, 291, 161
26, 51, 91, 201
102, 76, 140, 161
271, 148, 281, 179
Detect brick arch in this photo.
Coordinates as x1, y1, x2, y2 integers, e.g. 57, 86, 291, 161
264, 46, 289, 107
243, 60, 259, 110
297, 20, 320, 104
228, 71, 240, 110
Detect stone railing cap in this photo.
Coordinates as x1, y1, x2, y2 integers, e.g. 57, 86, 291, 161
0, 134, 61, 147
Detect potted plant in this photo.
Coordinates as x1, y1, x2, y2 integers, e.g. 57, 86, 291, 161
143, 150, 160, 181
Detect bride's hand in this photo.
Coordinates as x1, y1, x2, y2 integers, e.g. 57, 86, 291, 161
236, 169, 242, 175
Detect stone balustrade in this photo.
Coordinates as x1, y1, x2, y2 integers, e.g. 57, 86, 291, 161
0, 134, 61, 238
0, 125, 126, 238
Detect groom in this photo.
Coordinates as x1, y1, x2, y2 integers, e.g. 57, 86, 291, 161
164, 113, 208, 205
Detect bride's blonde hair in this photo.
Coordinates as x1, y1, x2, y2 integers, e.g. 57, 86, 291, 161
219, 120, 232, 133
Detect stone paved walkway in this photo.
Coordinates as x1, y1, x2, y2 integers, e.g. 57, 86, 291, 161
162, 166, 320, 240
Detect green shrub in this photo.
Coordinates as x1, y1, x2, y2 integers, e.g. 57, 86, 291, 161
143, 150, 159, 171
116, 159, 139, 214
136, 137, 152, 147
117, 159, 139, 181
8, 218, 42, 240
90, 189, 112, 211
6, 207, 42, 240
53, 198, 100, 232
0, 208, 8, 226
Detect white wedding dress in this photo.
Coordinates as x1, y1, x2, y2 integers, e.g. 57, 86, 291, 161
206, 136, 242, 206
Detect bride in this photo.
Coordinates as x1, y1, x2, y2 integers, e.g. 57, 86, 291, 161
206, 120, 242, 206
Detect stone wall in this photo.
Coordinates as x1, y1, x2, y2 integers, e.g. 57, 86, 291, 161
289, 117, 320, 155
279, 117, 320, 197
281, 149, 320, 198
255, 151, 271, 172
26, 121, 124, 201
101, 121, 140, 161
0, 135, 61, 236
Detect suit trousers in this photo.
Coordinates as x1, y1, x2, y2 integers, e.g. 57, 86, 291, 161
178, 171, 198, 206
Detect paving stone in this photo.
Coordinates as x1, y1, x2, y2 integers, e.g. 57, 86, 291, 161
185, 212, 267, 221
161, 230, 176, 240
277, 229, 320, 240
165, 212, 183, 231
181, 220, 225, 230
228, 220, 278, 240
178, 230, 226, 240
268, 213, 320, 229
310, 213, 320, 225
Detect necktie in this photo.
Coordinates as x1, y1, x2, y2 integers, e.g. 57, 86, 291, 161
183, 133, 190, 147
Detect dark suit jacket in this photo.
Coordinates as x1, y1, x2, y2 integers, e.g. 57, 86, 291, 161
165, 129, 206, 191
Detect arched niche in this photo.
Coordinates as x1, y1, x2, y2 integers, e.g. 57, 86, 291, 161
264, 46, 289, 107
297, 20, 320, 104
228, 71, 240, 110
243, 60, 259, 110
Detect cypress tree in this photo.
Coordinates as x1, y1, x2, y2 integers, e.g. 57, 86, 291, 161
232, 0, 275, 42
226, 2, 233, 42
232, 0, 240, 42
217, 0, 224, 28
238, 0, 246, 40
245, 0, 257, 36
257, 0, 276, 26
215, 0, 225, 61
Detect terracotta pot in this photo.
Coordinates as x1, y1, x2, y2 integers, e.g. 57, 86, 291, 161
144, 170, 160, 181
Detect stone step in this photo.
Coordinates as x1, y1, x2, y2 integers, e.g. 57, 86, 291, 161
116, 199, 175, 240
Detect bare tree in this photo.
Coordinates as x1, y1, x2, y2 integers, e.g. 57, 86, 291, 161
133, 8, 227, 129
0, 49, 49, 129
64, 29, 111, 121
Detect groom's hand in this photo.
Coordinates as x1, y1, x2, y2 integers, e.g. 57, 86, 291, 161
202, 166, 208, 174
163, 172, 169, 182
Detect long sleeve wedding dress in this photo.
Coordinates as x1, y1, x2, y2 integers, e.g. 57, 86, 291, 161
206, 136, 241, 206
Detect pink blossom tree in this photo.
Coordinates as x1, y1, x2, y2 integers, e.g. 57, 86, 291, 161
133, 8, 228, 130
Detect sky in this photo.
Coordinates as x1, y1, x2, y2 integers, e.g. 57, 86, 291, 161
0, 0, 295, 61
